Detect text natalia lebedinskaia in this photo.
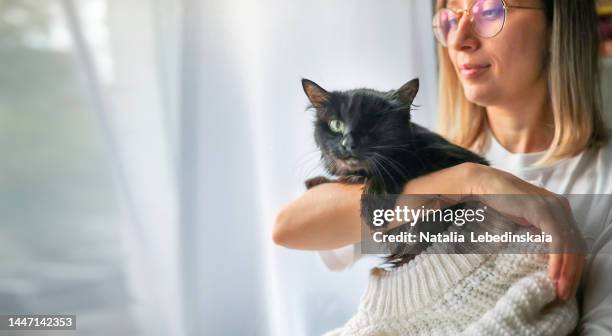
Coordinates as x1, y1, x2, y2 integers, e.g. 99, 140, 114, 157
370, 205, 553, 244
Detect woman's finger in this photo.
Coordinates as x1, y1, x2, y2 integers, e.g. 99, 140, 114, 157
557, 252, 576, 300
568, 254, 585, 300
548, 253, 563, 280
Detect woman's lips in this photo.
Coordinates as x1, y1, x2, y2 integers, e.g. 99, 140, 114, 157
460, 63, 491, 79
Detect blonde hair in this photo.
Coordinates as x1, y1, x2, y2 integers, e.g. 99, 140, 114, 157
436, 0, 608, 165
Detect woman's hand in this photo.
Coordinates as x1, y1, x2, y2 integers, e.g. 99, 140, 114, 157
408, 163, 586, 301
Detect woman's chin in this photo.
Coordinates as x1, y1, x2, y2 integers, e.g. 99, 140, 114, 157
463, 86, 497, 106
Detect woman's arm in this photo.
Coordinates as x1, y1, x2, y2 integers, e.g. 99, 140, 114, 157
272, 162, 585, 301
272, 162, 476, 250
273, 182, 364, 250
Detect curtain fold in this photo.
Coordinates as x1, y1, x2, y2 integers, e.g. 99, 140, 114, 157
183, 1, 437, 334
62, 0, 184, 335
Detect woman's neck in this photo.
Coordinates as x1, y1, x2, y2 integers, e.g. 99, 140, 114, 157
485, 89, 554, 154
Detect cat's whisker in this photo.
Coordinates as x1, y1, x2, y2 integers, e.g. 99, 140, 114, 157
371, 154, 403, 188
325, 160, 339, 179
372, 153, 409, 182
368, 147, 416, 156
299, 161, 326, 181
294, 154, 320, 172
295, 160, 320, 181
368, 140, 420, 147
294, 149, 325, 180
367, 151, 411, 180
366, 143, 419, 152
382, 154, 409, 178
294, 149, 322, 166
370, 156, 398, 191
367, 142, 418, 148
367, 158, 387, 192
293, 152, 320, 173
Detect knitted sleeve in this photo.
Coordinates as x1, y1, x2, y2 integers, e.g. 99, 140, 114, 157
461, 271, 578, 336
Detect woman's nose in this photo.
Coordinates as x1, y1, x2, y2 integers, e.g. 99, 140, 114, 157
449, 14, 479, 52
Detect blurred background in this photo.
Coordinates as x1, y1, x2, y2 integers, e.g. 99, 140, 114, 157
0, 1, 610, 335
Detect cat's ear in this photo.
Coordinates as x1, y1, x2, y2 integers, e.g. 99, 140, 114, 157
302, 78, 330, 109
395, 78, 419, 106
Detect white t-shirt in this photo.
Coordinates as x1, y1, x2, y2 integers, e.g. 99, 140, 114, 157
318, 129, 612, 334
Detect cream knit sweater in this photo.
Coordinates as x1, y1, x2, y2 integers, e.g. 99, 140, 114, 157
323, 222, 579, 336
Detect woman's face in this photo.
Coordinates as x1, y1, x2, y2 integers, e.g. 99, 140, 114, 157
445, 0, 549, 107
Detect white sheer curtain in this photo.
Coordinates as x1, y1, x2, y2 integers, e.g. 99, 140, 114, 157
61, 0, 183, 335
8, 0, 436, 335
0, 0, 182, 335
182, 1, 437, 335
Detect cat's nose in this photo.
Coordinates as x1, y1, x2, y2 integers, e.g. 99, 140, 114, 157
341, 135, 356, 152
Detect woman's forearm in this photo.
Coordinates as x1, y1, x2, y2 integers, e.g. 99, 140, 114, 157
272, 163, 479, 250
401, 162, 478, 195
273, 182, 364, 250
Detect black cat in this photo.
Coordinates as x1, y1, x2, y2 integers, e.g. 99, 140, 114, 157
301, 78, 489, 268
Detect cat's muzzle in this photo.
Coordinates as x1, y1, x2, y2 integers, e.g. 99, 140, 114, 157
335, 158, 366, 173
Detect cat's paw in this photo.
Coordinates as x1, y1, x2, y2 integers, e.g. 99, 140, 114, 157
304, 176, 332, 189
338, 175, 367, 184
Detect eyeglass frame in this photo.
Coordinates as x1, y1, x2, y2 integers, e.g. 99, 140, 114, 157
432, 0, 545, 47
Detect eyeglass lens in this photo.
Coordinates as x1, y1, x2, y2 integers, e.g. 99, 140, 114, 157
433, 0, 506, 46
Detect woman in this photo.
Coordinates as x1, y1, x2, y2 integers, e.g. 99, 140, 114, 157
274, 0, 612, 333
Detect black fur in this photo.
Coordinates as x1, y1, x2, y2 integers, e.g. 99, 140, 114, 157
301, 77, 489, 268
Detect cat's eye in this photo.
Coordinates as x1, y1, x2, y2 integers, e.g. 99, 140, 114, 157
328, 120, 346, 134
